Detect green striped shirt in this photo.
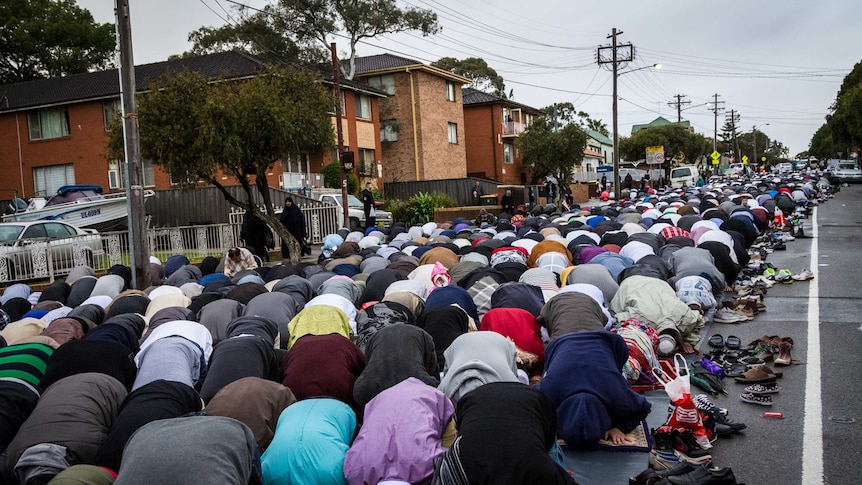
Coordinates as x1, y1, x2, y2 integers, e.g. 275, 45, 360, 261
0, 343, 54, 388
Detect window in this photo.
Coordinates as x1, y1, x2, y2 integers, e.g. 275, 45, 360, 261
33, 164, 75, 196
366, 75, 395, 95
446, 81, 456, 101
44, 222, 75, 238
355, 94, 372, 120
358, 148, 375, 175
103, 99, 121, 131
22, 224, 47, 239
448, 122, 458, 144
381, 119, 398, 142
503, 143, 514, 164
28, 108, 70, 140
109, 159, 156, 188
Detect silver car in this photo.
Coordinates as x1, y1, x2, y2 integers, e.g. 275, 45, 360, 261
830, 160, 862, 183
0, 221, 104, 282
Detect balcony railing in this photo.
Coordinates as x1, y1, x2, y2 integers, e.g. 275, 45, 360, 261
502, 121, 527, 136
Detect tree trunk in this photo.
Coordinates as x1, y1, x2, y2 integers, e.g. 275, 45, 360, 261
210, 178, 302, 264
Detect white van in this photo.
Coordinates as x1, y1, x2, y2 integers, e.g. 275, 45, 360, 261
670, 165, 699, 188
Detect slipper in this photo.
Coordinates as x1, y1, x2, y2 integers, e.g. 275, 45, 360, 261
734, 365, 778, 383
725, 335, 741, 350
740, 392, 773, 406
724, 362, 748, 378
708, 334, 725, 349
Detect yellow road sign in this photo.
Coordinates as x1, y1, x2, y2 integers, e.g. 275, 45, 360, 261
710, 150, 721, 160
742, 155, 748, 164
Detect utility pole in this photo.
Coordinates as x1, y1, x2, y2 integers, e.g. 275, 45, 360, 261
115, 0, 149, 289
330, 43, 349, 227
597, 28, 634, 200
668, 94, 691, 123
708, 93, 725, 153
727, 109, 741, 162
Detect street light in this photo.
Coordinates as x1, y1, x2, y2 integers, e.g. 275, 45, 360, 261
753, 123, 770, 167
611, 63, 661, 199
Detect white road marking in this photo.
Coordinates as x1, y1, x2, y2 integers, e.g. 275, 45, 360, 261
802, 207, 824, 484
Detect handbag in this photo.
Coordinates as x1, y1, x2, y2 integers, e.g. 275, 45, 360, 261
369, 207, 376, 217
653, 354, 711, 448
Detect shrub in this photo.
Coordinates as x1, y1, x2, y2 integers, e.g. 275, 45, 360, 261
321, 162, 358, 194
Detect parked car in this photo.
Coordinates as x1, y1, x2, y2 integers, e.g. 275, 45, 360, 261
828, 160, 862, 183
774, 162, 794, 173
317, 193, 393, 230
670, 165, 699, 188
0, 220, 104, 282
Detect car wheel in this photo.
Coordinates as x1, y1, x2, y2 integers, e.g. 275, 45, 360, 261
349, 217, 361, 231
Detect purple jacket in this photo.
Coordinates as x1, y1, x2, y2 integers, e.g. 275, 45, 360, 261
343, 378, 454, 484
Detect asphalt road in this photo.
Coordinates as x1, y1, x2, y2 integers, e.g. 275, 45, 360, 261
698, 183, 862, 485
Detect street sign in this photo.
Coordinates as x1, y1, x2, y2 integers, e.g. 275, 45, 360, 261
710, 150, 721, 160
742, 155, 748, 164
646, 146, 665, 165
596, 165, 613, 173
761, 156, 767, 162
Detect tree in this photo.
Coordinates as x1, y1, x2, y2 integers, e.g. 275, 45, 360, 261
0, 0, 115, 84
181, 3, 327, 64
108, 67, 335, 263
321, 161, 358, 194
619, 124, 711, 166
809, 123, 841, 159
186, 0, 438, 81
519, 117, 587, 184
829, 83, 862, 153
540, 103, 608, 136
431, 57, 505, 97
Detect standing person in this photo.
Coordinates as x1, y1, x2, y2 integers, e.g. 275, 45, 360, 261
624, 172, 633, 190
279, 197, 308, 261
471, 181, 484, 206
361, 182, 376, 229
241, 211, 271, 262
600, 174, 607, 192
528, 186, 535, 208
501, 190, 515, 217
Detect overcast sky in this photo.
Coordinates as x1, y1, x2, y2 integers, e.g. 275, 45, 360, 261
80, 0, 861, 156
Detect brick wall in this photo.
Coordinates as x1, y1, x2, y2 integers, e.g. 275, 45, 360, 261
414, 71, 466, 180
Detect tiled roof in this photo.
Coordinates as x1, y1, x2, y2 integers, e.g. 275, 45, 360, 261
0, 51, 386, 112
353, 54, 423, 74
462, 87, 542, 114
631, 116, 691, 134
0, 51, 269, 112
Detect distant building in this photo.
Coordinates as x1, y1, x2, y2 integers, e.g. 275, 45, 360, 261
0, 51, 385, 198
353, 53, 470, 182
631, 116, 692, 135
584, 129, 614, 171
461, 87, 541, 184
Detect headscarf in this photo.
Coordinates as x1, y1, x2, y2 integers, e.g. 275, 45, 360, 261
115, 416, 258, 485
136, 320, 213, 366
424, 286, 479, 327
564, 264, 619, 304
206, 377, 297, 453
2, 297, 32, 322
481, 308, 544, 372
197, 299, 245, 345
0, 284, 31, 305
105, 291, 150, 320
353, 301, 415, 352
64, 267, 96, 287
144, 294, 191, 320
489, 282, 544, 318
286, 306, 351, 349
318, 276, 361, 305
281, 333, 365, 409
39, 280, 71, 305
416, 306, 469, 374
540, 293, 607, 339
437, 331, 519, 405
40, 340, 137, 391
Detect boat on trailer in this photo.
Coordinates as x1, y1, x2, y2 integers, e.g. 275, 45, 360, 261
2, 185, 154, 231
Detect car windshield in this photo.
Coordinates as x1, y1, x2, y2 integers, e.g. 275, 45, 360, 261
0, 225, 24, 243
346, 195, 363, 208
838, 163, 858, 170
671, 168, 691, 178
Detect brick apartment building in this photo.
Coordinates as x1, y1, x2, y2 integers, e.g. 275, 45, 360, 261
461, 88, 542, 185
353, 54, 471, 182
0, 51, 385, 200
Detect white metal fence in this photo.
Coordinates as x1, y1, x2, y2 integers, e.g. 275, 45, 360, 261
0, 223, 241, 285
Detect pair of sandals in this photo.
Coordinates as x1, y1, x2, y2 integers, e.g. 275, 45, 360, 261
708, 334, 740, 350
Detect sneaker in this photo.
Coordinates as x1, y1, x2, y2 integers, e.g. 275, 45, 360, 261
744, 383, 779, 395
762, 267, 776, 280
694, 394, 728, 416
713, 308, 748, 323
792, 268, 815, 281
775, 269, 793, 284
664, 465, 738, 485
740, 392, 773, 406
672, 430, 713, 464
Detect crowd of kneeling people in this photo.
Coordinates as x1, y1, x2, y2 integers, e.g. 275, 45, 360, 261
0, 171, 831, 484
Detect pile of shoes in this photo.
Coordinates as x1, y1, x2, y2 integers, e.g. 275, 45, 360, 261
630, 461, 740, 485
734, 336, 792, 407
